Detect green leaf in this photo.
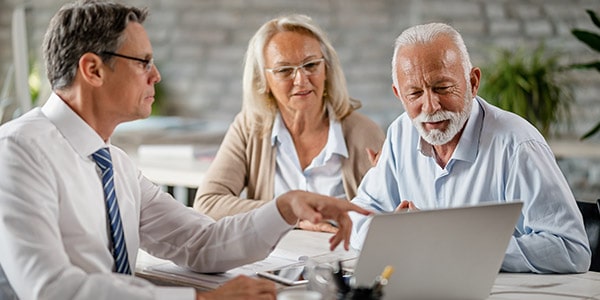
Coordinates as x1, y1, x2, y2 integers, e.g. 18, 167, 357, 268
569, 61, 600, 72
586, 9, 600, 29
479, 44, 572, 138
572, 10, 600, 139
581, 121, 600, 140
572, 30, 600, 52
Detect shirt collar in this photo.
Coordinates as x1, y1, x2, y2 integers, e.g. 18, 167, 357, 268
271, 113, 285, 146
454, 97, 483, 162
41, 93, 107, 158
418, 97, 483, 163
270, 105, 348, 159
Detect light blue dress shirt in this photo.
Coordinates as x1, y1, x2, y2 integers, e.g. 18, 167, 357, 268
350, 96, 591, 273
271, 107, 348, 200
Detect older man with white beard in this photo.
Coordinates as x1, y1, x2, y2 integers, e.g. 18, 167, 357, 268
349, 23, 591, 274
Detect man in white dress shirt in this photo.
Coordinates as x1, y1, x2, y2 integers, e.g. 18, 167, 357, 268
0, 1, 369, 299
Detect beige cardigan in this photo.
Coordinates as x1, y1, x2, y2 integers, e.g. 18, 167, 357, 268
193, 111, 385, 220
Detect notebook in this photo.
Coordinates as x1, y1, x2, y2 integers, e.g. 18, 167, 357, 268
352, 201, 522, 300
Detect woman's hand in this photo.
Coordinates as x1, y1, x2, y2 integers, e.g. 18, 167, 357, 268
366, 147, 381, 166
297, 220, 338, 233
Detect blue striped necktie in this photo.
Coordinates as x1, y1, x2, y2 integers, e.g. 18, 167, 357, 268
91, 148, 131, 275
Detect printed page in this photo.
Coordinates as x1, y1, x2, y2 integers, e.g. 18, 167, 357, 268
139, 230, 359, 288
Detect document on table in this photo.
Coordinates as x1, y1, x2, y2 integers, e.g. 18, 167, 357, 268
140, 229, 359, 289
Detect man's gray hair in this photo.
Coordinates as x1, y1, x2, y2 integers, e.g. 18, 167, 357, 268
42, 0, 148, 90
391, 23, 472, 89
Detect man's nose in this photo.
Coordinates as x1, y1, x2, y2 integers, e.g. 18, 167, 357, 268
150, 64, 161, 84
422, 91, 441, 114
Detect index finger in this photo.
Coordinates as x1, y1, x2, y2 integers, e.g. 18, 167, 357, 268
365, 148, 380, 166
345, 202, 372, 216
329, 212, 354, 250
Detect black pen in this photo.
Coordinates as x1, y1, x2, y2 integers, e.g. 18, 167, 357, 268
334, 260, 350, 294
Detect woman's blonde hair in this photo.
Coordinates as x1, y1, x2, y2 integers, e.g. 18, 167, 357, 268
242, 14, 360, 136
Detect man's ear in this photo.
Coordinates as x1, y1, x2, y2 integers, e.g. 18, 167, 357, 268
392, 84, 401, 101
78, 53, 105, 87
469, 67, 481, 96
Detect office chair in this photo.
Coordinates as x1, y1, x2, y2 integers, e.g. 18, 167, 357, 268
576, 199, 600, 272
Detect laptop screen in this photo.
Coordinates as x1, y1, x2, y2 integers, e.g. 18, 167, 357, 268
352, 201, 522, 300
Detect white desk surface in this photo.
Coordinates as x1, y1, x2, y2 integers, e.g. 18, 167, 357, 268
135, 156, 211, 188
125, 144, 216, 189
548, 139, 600, 159
490, 272, 600, 299
135, 230, 600, 299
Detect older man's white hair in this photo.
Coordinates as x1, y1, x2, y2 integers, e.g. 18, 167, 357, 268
391, 23, 473, 91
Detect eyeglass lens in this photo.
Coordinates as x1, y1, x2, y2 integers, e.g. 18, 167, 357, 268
269, 58, 324, 80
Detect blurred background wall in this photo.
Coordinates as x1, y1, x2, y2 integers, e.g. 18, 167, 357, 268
1, 0, 599, 200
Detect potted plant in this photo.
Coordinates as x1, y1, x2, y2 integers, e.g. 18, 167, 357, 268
570, 9, 600, 140
479, 44, 573, 138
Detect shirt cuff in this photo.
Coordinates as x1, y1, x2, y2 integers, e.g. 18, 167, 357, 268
252, 200, 294, 247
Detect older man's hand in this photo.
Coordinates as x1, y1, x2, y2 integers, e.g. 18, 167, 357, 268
395, 200, 419, 213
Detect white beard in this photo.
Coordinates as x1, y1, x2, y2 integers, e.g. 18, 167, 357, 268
412, 93, 473, 146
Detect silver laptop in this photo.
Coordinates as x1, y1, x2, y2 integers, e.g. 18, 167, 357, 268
352, 201, 522, 300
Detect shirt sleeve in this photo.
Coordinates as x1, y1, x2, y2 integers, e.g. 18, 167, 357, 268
502, 140, 591, 273
0, 136, 196, 300
139, 174, 293, 273
349, 126, 402, 249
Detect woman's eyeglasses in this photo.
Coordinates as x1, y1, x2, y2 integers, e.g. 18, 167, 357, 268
265, 58, 325, 81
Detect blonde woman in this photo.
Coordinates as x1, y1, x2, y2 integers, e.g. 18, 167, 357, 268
193, 14, 384, 233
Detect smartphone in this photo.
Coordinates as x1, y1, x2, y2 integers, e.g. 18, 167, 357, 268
257, 265, 308, 286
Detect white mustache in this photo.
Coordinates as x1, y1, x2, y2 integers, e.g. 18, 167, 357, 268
414, 110, 458, 123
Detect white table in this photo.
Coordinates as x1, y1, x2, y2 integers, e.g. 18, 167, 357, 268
112, 116, 227, 205
490, 272, 600, 299
135, 155, 211, 189
123, 144, 216, 205
135, 231, 600, 299
134, 155, 211, 206
548, 139, 600, 159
